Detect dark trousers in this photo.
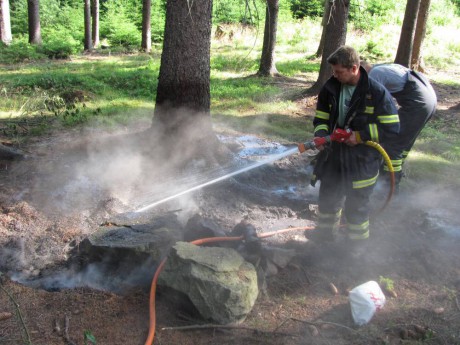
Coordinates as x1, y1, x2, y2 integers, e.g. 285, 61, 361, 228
383, 73, 437, 183
317, 144, 380, 240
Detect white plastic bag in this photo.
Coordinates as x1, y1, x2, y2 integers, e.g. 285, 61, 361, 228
349, 281, 386, 325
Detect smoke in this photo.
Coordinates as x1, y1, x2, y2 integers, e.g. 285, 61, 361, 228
3, 110, 313, 293
12, 259, 158, 294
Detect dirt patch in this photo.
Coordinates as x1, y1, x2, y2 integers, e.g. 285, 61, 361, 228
1, 83, 460, 345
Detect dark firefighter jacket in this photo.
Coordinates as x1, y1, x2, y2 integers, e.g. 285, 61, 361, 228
311, 66, 399, 185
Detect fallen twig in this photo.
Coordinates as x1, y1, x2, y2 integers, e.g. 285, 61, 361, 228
161, 323, 296, 337
64, 315, 77, 345
288, 317, 358, 333
0, 284, 31, 344
300, 266, 312, 285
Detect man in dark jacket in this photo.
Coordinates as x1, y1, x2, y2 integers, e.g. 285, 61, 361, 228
307, 46, 399, 248
361, 62, 437, 191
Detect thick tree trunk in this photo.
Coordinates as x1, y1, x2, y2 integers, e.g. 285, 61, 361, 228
257, 0, 279, 77
309, 0, 350, 94
91, 0, 100, 48
395, 0, 421, 67
411, 0, 431, 71
27, 0, 41, 45
141, 0, 152, 52
315, 0, 331, 58
0, 0, 12, 45
153, 0, 212, 136
84, 0, 92, 50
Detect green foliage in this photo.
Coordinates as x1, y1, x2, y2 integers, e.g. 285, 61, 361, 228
213, 0, 246, 24
10, 0, 83, 36
276, 59, 319, 77
451, 0, 460, 15
379, 276, 394, 291
151, 0, 167, 42
349, 0, 400, 31
289, 0, 323, 19
0, 56, 159, 127
0, 87, 89, 129
100, 0, 141, 48
84, 330, 97, 345
9, 0, 30, 34
0, 36, 46, 63
39, 29, 83, 59
213, 0, 264, 25
359, 40, 386, 60
431, 0, 458, 25
287, 0, 403, 31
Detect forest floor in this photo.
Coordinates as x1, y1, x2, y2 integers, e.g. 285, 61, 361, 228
1, 73, 460, 345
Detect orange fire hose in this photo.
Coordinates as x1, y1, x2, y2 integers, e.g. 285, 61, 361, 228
143, 225, 315, 345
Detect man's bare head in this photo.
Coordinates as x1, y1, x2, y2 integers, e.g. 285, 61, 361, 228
327, 46, 361, 85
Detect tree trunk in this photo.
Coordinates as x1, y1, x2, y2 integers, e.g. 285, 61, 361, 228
315, 0, 331, 58
0, 0, 12, 45
394, 0, 421, 67
91, 0, 100, 48
309, 0, 350, 94
153, 0, 213, 140
27, 0, 41, 45
141, 0, 152, 52
411, 0, 431, 71
257, 0, 279, 77
84, 0, 92, 50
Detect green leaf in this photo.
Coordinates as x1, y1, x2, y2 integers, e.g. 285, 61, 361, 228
84, 330, 97, 345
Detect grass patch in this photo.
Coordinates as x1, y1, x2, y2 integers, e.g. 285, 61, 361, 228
404, 150, 460, 186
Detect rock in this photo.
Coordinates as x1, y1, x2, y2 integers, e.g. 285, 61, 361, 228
83, 212, 184, 261
308, 325, 319, 336
433, 307, 444, 314
65, 212, 185, 292
262, 246, 296, 269
0, 312, 13, 321
183, 214, 227, 243
158, 242, 259, 324
0, 143, 26, 160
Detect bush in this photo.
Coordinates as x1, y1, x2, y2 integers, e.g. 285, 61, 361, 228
101, 0, 142, 48
349, 0, 399, 31
451, 0, 460, 15
39, 29, 82, 59
360, 40, 386, 60
289, 0, 323, 19
151, 0, 166, 42
0, 36, 46, 63
214, 0, 247, 24
213, 0, 264, 25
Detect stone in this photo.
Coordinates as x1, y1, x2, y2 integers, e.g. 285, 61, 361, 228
158, 242, 259, 324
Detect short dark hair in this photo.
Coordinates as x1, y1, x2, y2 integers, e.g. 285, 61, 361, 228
327, 45, 360, 69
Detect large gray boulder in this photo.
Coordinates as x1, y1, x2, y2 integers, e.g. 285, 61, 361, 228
80, 211, 184, 262
158, 242, 259, 324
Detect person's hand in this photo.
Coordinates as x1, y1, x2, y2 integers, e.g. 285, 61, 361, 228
345, 131, 360, 146
313, 137, 326, 151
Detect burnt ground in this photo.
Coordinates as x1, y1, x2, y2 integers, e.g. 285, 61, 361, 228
1, 80, 460, 345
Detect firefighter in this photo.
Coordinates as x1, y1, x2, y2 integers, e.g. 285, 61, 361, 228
361, 62, 437, 191
307, 46, 399, 249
